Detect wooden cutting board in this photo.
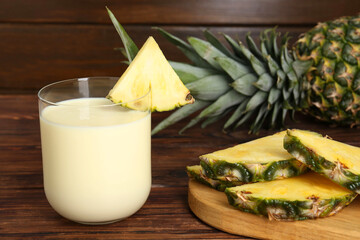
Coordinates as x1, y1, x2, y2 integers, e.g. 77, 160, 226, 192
188, 179, 360, 240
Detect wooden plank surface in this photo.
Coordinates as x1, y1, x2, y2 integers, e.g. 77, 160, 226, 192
0, 25, 309, 92
2, 0, 359, 92
0, 0, 359, 25
189, 180, 360, 240
1, 94, 360, 239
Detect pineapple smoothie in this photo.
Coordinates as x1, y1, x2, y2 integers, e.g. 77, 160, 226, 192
38, 18, 193, 224
40, 97, 151, 224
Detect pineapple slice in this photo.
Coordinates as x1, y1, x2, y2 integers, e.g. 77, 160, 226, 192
200, 131, 308, 184
107, 37, 194, 112
284, 129, 360, 194
225, 172, 357, 221
186, 165, 240, 191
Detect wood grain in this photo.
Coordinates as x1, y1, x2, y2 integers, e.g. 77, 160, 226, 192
189, 180, 360, 240
0, 0, 359, 25
0, 95, 245, 239
1, 0, 360, 93
0, 25, 309, 92
2, 0, 360, 237
1, 94, 360, 239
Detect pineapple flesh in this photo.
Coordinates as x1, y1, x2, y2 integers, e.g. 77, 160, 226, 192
200, 131, 308, 184
225, 172, 357, 221
186, 165, 238, 191
284, 129, 360, 194
107, 37, 194, 112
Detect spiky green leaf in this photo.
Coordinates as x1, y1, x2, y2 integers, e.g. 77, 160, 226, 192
292, 59, 313, 78
179, 46, 214, 68
266, 55, 280, 76
281, 108, 288, 125
223, 34, 247, 60
107, 7, 139, 62
180, 90, 245, 133
201, 108, 232, 128
261, 29, 273, 56
276, 69, 286, 88
186, 75, 231, 100
155, 27, 212, 68
250, 55, 266, 76
270, 102, 281, 128
250, 103, 270, 133
188, 37, 226, 70
224, 99, 248, 129
270, 29, 280, 58
169, 61, 217, 84
287, 70, 298, 89
206, 90, 245, 116
115, 47, 128, 58
246, 33, 264, 60
231, 73, 258, 96
204, 30, 234, 58
260, 39, 269, 56
245, 91, 268, 112
283, 40, 293, 64
234, 111, 254, 129
215, 56, 251, 80
280, 45, 291, 73
268, 88, 281, 105
254, 73, 274, 91
154, 27, 192, 50
151, 100, 211, 135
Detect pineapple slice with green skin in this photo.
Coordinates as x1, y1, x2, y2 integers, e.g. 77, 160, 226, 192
284, 129, 360, 194
225, 172, 357, 221
107, 37, 194, 112
186, 165, 240, 191
200, 131, 308, 184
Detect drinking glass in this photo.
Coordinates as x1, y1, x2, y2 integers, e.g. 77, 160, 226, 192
38, 77, 151, 224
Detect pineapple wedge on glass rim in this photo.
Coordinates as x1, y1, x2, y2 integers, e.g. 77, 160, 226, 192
225, 172, 356, 221
107, 36, 194, 112
186, 165, 239, 191
199, 131, 308, 184
284, 129, 360, 194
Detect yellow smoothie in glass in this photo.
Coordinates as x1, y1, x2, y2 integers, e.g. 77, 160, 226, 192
40, 97, 151, 224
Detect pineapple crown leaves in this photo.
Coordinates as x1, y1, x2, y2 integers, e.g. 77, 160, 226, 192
106, 7, 138, 62
107, 8, 312, 135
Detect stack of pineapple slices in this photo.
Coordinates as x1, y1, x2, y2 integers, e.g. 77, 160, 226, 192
187, 129, 359, 221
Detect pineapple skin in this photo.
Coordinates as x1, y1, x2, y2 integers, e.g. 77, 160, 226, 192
199, 158, 308, 184
295, 15, 360, 126
284, 130, 360, 194
225, 187, 356, 221
186, 165, 239, 191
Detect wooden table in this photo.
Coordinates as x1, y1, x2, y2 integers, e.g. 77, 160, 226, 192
1, 94, 360, 239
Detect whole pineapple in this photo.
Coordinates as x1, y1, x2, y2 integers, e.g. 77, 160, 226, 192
296, 16, 360, 126
108, 10, 360, 134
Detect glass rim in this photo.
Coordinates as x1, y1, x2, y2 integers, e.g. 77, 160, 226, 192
37, 76, 151, 108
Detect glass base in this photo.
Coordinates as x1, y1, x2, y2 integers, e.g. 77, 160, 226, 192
75, 218, 125, 225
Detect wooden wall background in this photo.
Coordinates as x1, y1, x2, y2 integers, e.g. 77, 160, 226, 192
1, 0, 360, 93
